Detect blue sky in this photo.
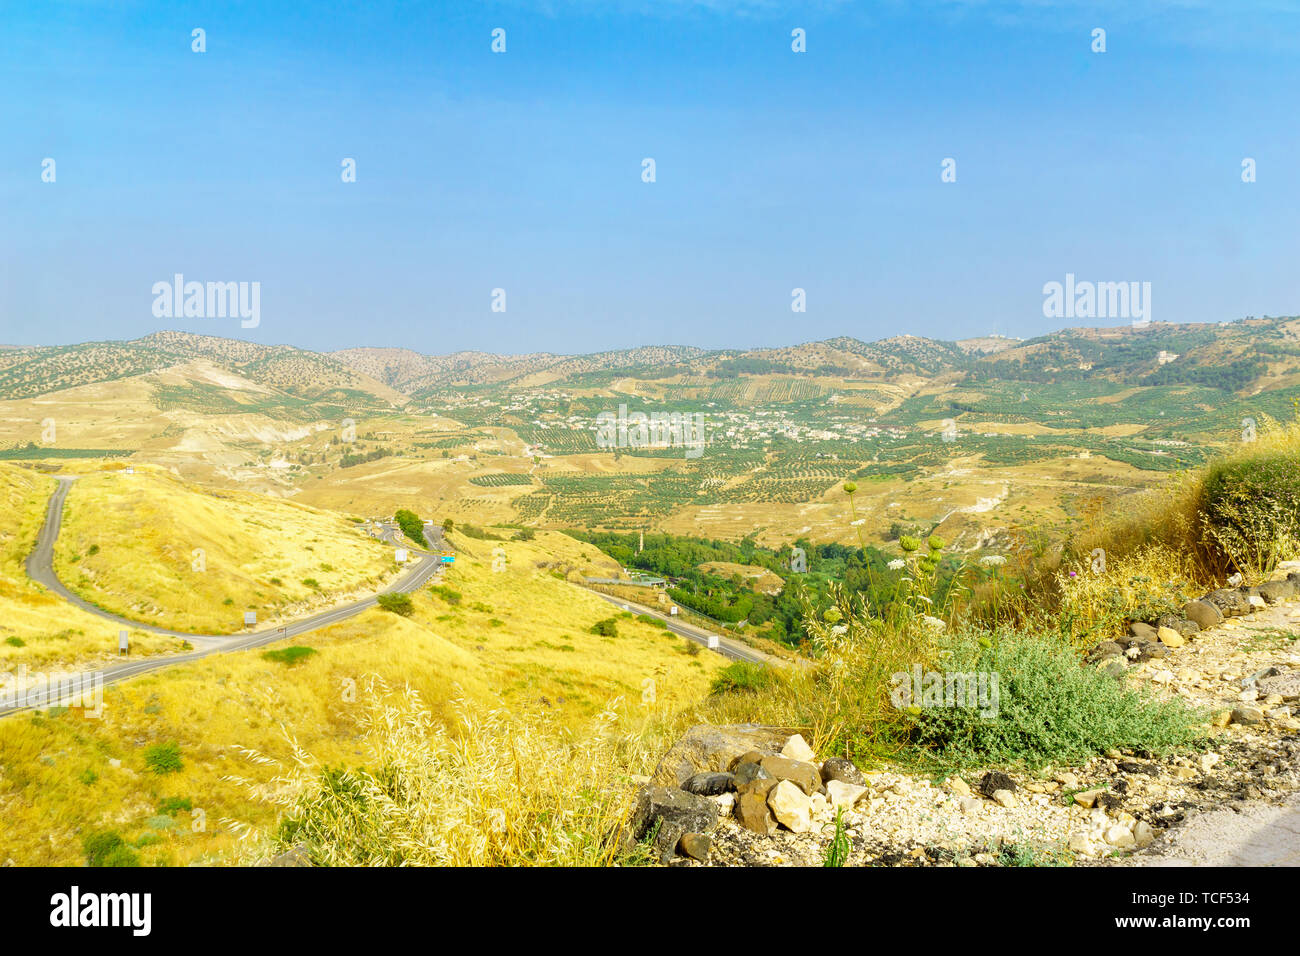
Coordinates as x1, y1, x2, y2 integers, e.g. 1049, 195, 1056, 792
2, 0, 1298, 354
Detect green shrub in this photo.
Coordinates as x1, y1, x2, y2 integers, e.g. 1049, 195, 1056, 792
157, 796, 192, 814
710, 661, 777, 696
395, 509, 428, 548
429, 585, 462, 605
83, 830, 140, 867
1200, 451, 1300, 574
4, 637, 24, 647
376, 593, 414, 616
144, 742, 184, 775
590, 617, 619, 637
904, 629, 1207, 768
262, 646, 317, 666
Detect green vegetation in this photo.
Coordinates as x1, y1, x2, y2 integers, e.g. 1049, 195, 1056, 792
82, 829, 140, 867
904, 630, 1206, 769
143, 741, 184, 775
1200, 447, 1300, 576
394, 509, 427, 548
261, 646, 318, 666
376, 592, 414, 616
589, 617, 619, 637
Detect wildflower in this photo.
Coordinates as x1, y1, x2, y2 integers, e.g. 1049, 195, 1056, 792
888, 559, 905, 571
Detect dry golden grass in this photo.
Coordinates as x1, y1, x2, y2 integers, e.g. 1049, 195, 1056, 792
0, 464, 185, 670
0, 529, 724, 866
52, 466, 396, 634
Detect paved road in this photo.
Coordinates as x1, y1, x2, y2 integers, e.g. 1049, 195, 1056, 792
2, 478, 446, 717
588, 589, 774, 665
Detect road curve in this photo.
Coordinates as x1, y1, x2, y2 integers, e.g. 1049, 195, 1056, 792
2, 478, 445, 717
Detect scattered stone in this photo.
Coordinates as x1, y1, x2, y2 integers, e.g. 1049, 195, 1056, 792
266, 844, 312, 867
626, 785, 719, 861
1231, 705, 1265, 726
759, 755, 822, 796
1086, 641, 1124, 664
1105, 824, 1136, 848
992, 789, 1016, 808
1204, 589, 1250, 618
682, 771, 735, 796
1157, 614, 1200, 637
945, 776, 971, 796
678, 832, 712, 862
979, 771, 1017, 797
1156, 626, 1185, 649
780, 733, 817, 764
957, 796, 981, 813
1074, 789, 1105, 808
1053, 771, 1079, 790
651, 724, 792, 787
733, 762, 778, 797
1099, 658, 1128, 679
1169, 766, 1197, 780
1184, 600, 1224, 630
1133, 821, 1155, 848
1256, 671, 1300, 702
734, 791, 776, 835
825, 779, 867, 808
820, 757, 866, 787
1259, 579, 1299, 604
1130, 622, 1157, 640
767, 780, 813, 833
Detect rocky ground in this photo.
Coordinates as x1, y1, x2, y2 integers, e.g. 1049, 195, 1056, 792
627, 566, 1300, 867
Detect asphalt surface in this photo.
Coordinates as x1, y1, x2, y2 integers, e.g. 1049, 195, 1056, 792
2, 477, 446, 716
588, 589, 773, 664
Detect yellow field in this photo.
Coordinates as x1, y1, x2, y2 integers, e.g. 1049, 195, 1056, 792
0, 529, 724, 865
51, 466, 397, 634
0, 464, 186, 671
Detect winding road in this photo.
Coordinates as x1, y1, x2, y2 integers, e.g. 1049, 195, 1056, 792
2, 477, 769, 717
587, 589, 773, 665
1, 477, 446, 716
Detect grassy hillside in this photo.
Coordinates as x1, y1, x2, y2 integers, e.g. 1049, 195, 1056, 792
51, 467, 397, 633
0, 530, 724, 865
0, 464, 185, 670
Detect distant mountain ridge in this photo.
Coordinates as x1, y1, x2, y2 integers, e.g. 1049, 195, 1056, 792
0, 316, 1297, 401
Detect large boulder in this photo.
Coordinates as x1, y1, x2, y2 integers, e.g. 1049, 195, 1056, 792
821, 757, 866, 787
682, 771, 735, 796
1256, 671, 1300, 702
626, 785, 719, 862
758, 755, 822, 795
735, 791, 775, 835
1184, 599, 1224, 630
1204, 588, 1251, 618
1258, 578, 1300, 604
767, 780, 813, 833
1156, 613, 1200, 637
651, 724, 793, 787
